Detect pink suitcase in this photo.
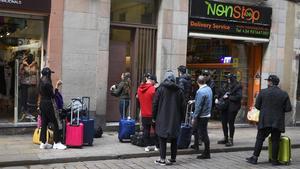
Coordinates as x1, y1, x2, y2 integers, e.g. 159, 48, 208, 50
66, 100, 84, 147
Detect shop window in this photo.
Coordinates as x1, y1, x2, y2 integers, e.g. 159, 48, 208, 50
0, 15, 44, 123
111, 0, 158, 25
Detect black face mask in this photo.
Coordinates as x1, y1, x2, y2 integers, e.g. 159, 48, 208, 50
27, 55, 34, 64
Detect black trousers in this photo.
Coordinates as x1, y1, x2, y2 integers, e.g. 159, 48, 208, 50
142, 117, 158, 147
194, 117, 210, 153
40, 100, 61, 143
253, 127, 281, 160
159, 137, 177, 160
220, 110, 238, 138
20, 84, 29, 112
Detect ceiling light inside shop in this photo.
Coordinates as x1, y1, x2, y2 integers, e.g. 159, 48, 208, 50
6, 32, 10, 36
0, 35, 3, 38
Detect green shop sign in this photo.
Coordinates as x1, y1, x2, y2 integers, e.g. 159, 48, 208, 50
189, 0, 272, 39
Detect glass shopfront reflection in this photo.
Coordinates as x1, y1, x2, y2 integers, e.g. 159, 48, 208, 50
0, 14, 44, 124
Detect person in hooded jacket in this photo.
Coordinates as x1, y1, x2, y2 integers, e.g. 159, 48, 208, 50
177, 65, 192, 102
153, 70, 185, 165
216, 74, 242, 147
39, 67, 66, 150
137, 73, 158, 152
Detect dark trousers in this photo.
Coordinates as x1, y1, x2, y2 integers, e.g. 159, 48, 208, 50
159, 137, 177, 160
220, 110, 238, 138
40, 100, 61, 143
119, 99, 129, 119
142, 117, 158, 147
20, 84, 29, 112
253, 127, 281, 160
194, 117, 210, 154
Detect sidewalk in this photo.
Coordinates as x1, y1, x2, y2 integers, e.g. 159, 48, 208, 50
0, 127, 299, 167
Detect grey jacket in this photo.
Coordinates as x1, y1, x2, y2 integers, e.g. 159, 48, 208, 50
193, 85, 212, 118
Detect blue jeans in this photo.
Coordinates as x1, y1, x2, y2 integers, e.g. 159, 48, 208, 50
119, 99, 129, 119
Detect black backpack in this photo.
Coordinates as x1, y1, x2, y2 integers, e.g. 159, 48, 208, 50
94, 126, 103, 138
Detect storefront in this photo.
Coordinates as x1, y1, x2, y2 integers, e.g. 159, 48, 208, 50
188, 0, 272, 121
0, 0, 51, 125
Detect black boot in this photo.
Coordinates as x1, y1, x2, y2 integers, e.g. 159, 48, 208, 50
246, 156, 258, 165
217, 137, 228, 144
197, 150, 211, 159
225, 137, 233, 147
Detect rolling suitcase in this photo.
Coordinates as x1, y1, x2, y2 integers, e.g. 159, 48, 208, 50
118, 100, 135, 142
268, 136, 291, 165
66, 100, 84, 147
80, 97, 94, 145
177, 101, 193, 149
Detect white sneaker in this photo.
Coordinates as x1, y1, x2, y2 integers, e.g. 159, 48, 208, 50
154, 147, 159, 151
53, 142, 67, 150
145, 146, 151, 152
40, 142, 53, 149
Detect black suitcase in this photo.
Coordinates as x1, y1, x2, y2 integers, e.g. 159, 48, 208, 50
80, 97, 95, 145
177, 101, 193, 149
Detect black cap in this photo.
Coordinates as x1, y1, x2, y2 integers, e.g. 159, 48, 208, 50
202, 69, 210, 76
265, 75, 280, 85
177, 65, 186, 74
145, 73, 158, 83
41, 67, 54, 76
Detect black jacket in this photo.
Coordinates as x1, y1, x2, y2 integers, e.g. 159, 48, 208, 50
153, 79, 185, 139
255, 86, 292, 132
218, 81, 242, 113
176, 74, 192, 102
111, 80, 130, 99
39, 77, 54, 100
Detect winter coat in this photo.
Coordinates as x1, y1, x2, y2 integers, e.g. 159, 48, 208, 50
255, 86, 292, 132
193, 85, 213, 118
137, 83, 155, 118
176, 74, 192, 102
217, 81, 242, 113
111, 80, 130, 99
152, 79, 185, 139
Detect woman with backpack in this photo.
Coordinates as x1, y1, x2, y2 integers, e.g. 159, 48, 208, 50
110, 72, 131, 119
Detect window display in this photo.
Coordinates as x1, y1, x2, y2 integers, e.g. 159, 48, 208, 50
0, 15, 44, 123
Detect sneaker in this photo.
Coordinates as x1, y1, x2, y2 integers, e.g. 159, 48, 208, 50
271, 160, 282, 166
154, 159, 166, 166
168, 159, 176, 163
145, 146, 151, 152
246, 156, 258, 165
154, 147, 159, 151
40, 143, 53, 149
190, 144, 199, 151
53, 142, 67, 150
197, 153, 211, 159
217, 138, 228, 144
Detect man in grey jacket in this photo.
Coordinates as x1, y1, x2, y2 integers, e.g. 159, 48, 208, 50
191, 75, 213, 159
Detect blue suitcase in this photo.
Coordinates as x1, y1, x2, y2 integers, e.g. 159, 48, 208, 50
81, 97, 94, 146
177, 101, 193, 149
118, 100, 135, 142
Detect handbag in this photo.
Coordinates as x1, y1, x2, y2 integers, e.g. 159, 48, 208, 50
247, 107, 260, 123
32, 128, 54, 144
215, 98, 229, 111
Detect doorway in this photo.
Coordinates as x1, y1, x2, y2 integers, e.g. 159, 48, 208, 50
106, 26, 157, 122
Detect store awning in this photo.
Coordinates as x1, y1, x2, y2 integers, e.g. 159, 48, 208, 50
189, 32, 270, 43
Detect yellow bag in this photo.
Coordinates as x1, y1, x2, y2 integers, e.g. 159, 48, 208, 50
32, 128, 54, 144
247, 107, 260, 123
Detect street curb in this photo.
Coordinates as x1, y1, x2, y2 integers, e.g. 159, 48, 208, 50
1, 144, 300, 167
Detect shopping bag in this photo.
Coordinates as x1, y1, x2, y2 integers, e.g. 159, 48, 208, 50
247, 107, 260, 123
33, 128, 54, 144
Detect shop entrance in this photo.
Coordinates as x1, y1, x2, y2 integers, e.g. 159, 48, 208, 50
0, 14, 44, 124
106, 26, 157, 122
187, 39, 263, 122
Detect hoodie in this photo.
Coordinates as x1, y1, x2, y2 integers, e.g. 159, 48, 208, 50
137, 83, 156, 118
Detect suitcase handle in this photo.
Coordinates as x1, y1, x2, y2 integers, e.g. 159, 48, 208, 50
185, 100, 194, 125
82, 96, 90, 118
122, 99, 131, 119
70, 99, 80, 126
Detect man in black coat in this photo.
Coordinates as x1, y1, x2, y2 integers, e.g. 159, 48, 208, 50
176, 65, 192, 102
246, 75, 292, 165
153, 70, 185, 166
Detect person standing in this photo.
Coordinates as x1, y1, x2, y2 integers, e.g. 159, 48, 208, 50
246, 75, 292, 165
110, 72, 131, 119
137, 73, 159, 152
216, 74, 242, 147
177, 65, 192, 102
39, 67, 66, 150
191, 75, 212, 159
153, 70, 185, 165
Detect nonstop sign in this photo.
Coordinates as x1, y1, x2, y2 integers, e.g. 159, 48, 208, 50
189, 0, 272, 39
0, 0, 51, 13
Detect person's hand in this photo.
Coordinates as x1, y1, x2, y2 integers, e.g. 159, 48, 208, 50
223, 94, 228, 99
56, 80, 63, 88
215, 98, 219, 104
188, 100, 195, 104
